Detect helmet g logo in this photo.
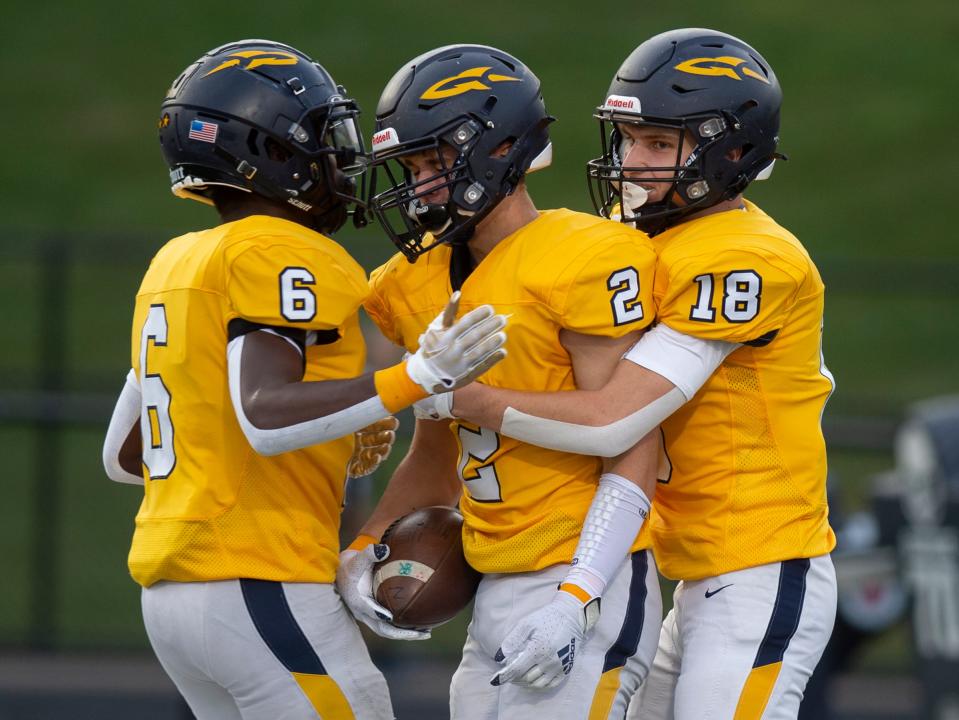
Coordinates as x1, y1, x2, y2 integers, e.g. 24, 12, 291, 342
420, 66, 521, 100
204, 49, 298, 77
674, 56, 770, 84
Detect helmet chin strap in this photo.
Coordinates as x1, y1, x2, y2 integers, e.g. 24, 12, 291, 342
405, 198, 452, 235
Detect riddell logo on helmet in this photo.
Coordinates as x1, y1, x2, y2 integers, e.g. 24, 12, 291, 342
420, 67, 521, 101
372, 128, 400, 153
604, 95, 641, 112
204, 50, 298, 77
674, 56, 771, 84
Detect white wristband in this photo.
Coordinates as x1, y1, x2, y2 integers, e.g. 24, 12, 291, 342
564, 473, 650, 599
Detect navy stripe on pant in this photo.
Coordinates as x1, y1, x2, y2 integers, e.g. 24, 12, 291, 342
753, 558, 810, 668
602, 551, 649, 673
240, 579, 327, 674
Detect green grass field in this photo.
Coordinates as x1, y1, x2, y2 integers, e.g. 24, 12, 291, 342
1, 0, 957, 660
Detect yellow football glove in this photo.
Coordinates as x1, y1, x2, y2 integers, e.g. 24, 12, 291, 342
348, 416, 399, 478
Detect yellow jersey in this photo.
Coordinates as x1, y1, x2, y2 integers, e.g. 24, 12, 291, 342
127, 215, 369, 587
366, 209, 656, 574
649, 200, 836, 580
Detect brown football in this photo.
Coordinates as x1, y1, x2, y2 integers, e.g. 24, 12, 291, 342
373, 506, 481, 629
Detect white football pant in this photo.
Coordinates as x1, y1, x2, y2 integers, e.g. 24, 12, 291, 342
451, 549, 662, 719
628, 555, 837, 720
141, 580, 393, 720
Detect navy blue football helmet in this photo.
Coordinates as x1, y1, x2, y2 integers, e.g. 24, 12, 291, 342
587, 29, 784, 235
158, 39, 366, 233
368, 44, 554, 261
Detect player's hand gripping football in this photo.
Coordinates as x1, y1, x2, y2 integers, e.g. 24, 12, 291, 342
336, 540, 431, 641
491, 589, 600, 690
347, 417, 399, 478
406, 291, 507, 394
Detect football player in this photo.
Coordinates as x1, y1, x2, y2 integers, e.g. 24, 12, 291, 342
100, 39, 507, 720
336, 45, 663, 720
426, 29, 838, 720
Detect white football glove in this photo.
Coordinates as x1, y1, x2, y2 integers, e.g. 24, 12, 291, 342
336, 543, 431, 641
412, 392, 455, 421
406, 292, 507, 394
348, 416, 399, 478
491, 590, 600, 690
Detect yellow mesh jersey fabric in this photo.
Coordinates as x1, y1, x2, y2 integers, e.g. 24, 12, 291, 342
366, 209, 656, 573
127, 215, 368, 587
648, 201, 836, 580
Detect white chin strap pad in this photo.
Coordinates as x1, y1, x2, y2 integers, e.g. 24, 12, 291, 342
621, 182, 649, 213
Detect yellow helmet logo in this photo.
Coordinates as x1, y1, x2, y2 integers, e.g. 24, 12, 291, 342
420, 66, 521, 100
204, 49, 298, 77
674, 56, 770, 84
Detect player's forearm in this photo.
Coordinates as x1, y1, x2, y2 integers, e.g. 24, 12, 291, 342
358, 459, 461, 540
229, 331, 429, 456
451, 363, 680, 458
358, 421, 461, 540
601, 430, 660, 500
103, 370, 146, 485
244, 373, 381, 428
452, 382, 608, 431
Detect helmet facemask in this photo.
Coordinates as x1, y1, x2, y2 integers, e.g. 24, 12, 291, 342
588, 110, 732, 235
369, 121, 471, 261
370, 115, 545, 262
297, 96, 369, 232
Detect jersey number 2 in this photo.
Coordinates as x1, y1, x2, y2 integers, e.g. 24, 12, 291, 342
607, 267, 645, 326
139, 304, 176, 479
457, 426, 503, 502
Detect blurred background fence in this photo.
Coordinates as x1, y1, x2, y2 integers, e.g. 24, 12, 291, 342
2, 0, 958, 717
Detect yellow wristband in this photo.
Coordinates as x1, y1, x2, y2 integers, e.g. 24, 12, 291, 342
374, 361, 428, 414
559, 582, 592, 604
347, 534, 378, 552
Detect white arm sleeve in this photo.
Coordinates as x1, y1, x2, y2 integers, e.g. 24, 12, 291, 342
102, 369, 145, 485
623, 322, 739, 399
564, 473, 650, 598
227, 333, 391, 457
500, 324, 739, 458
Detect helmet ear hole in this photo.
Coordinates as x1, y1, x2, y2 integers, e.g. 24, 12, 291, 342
490, 137, 515, 158
264, 137, 292, 163
727, 144, 749, 162
246, 129, 260, 156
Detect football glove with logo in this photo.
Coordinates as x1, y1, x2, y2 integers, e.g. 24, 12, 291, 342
491, 589, 600, 690
336, 540, 431, 641
405, 292, 507, 394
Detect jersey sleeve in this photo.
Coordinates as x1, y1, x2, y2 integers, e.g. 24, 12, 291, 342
363, 262, 405, 347
226, 242, 368, 332
655, 246, 803, 344
550, 236, 656, 337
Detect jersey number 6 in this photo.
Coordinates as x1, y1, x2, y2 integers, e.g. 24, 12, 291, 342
139, 304, 176, 479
